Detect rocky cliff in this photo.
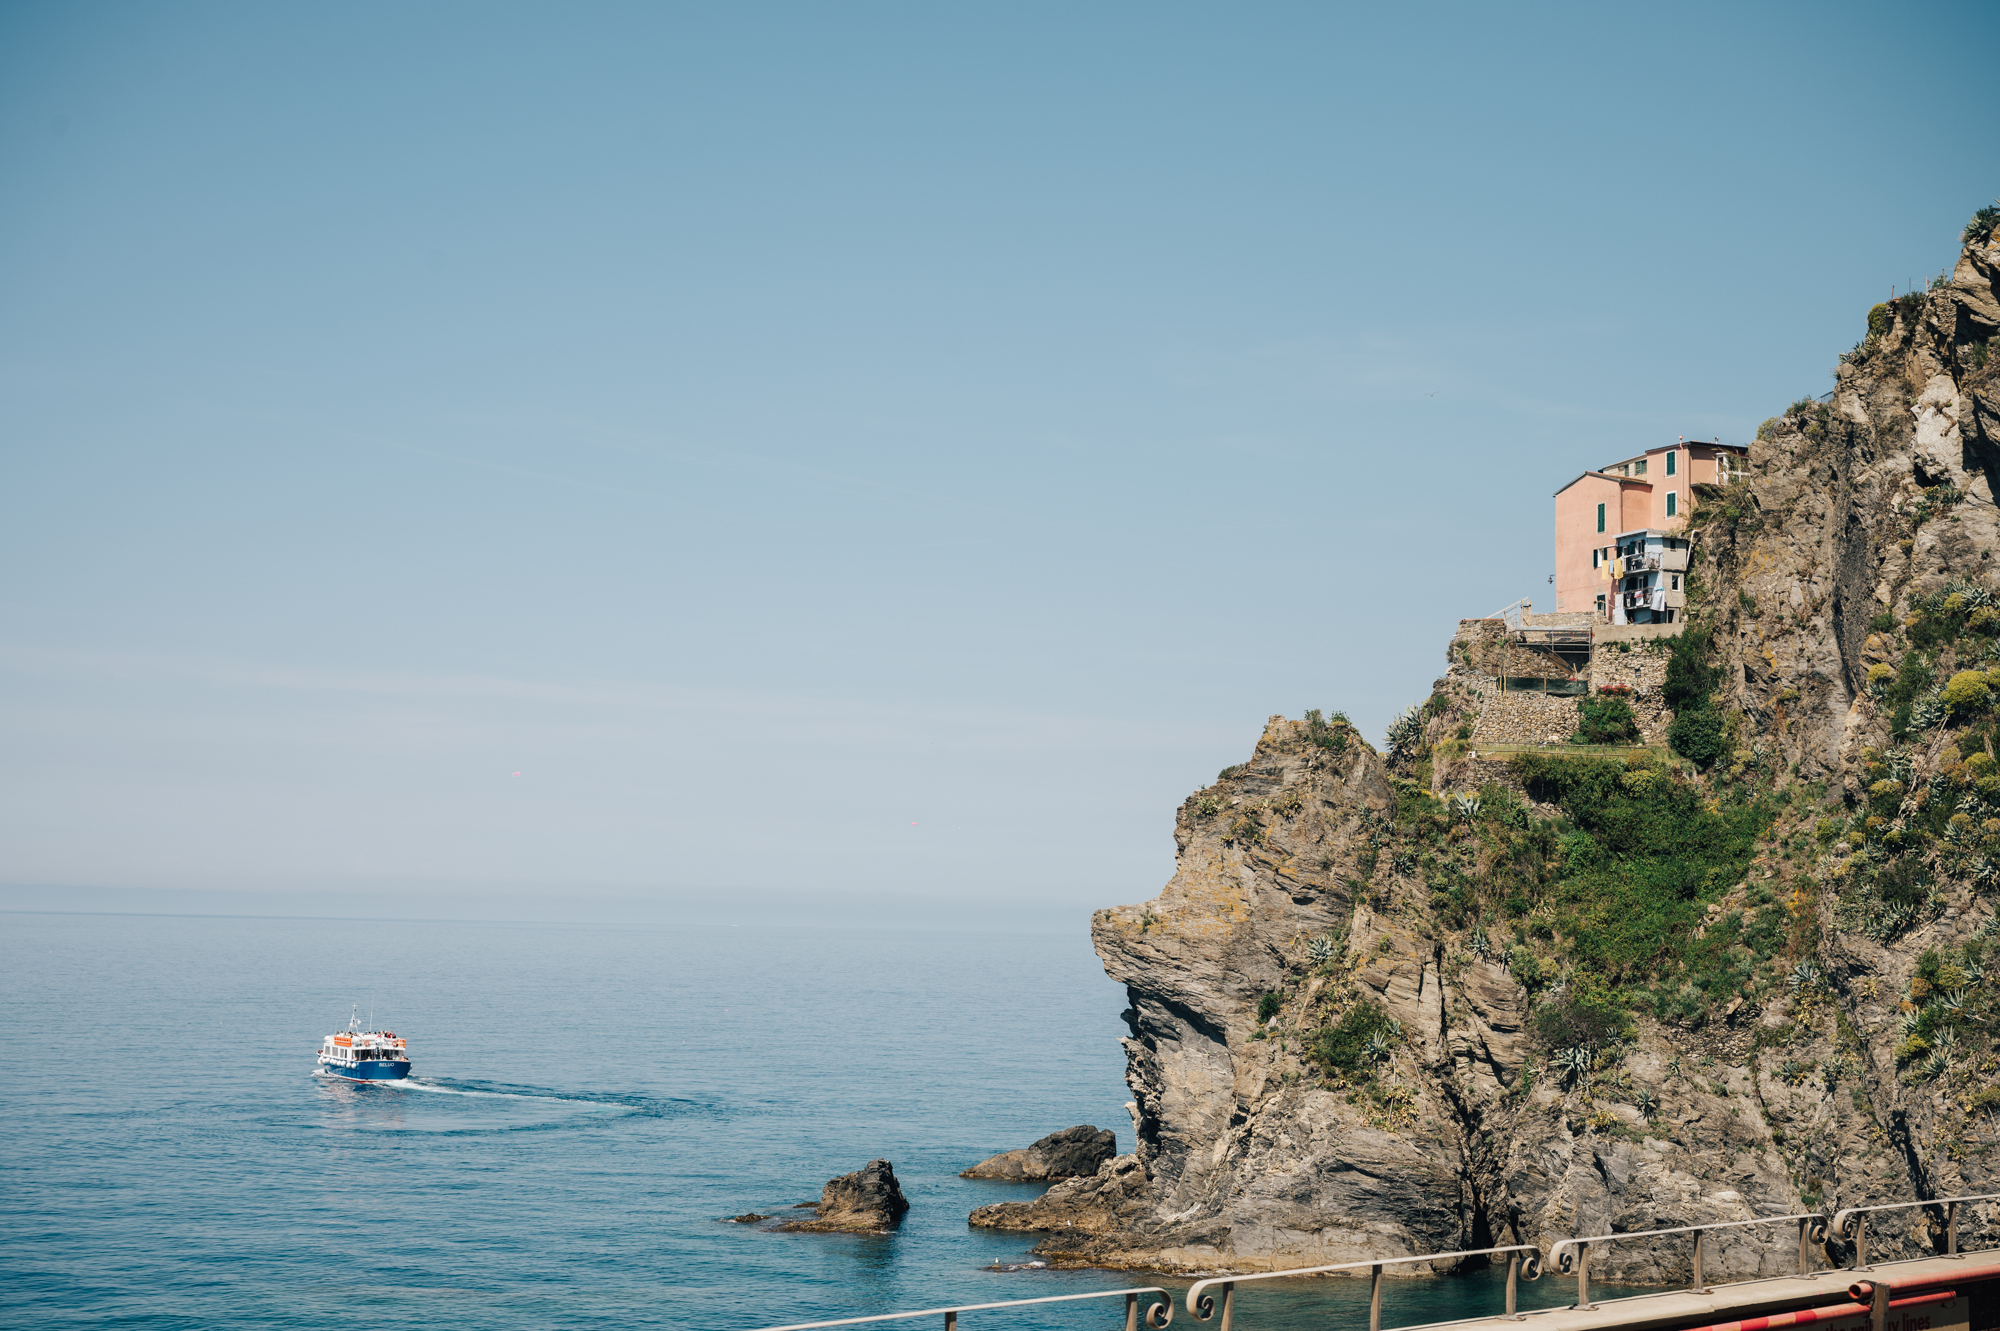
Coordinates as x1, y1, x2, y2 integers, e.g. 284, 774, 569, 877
970, 211, 2000, 1280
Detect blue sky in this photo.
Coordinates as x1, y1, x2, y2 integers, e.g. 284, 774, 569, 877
2, 2, 1995, 920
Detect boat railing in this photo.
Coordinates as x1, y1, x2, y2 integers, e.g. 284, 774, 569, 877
1184, 1245, 1541, 1329
1833, 1193, 2000, 1270
754, 1285, 1177, 1330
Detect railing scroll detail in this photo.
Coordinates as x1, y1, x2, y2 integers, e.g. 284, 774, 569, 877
1832, 1194, 2000, 1271
753, 1284, 1176, 1331
1184, 1245, 1542, 1331
1550, 1214, 1831, 1309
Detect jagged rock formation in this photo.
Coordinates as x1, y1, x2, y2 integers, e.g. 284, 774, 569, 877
970, 215, 2000, 1280
962, 1126, 1118, 1180
782, 1159, 909, 1233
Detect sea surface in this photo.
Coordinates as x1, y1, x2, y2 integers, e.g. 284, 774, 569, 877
2, 911, 1611, 1330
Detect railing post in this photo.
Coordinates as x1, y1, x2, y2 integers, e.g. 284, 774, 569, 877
1370, 1263, 1383, 1331
1854, 1215, 1869, 1272
1797, 1217, 1811, 1276
1218, 1281, 1235, 1331
1869, 1278, 1888, 1331
1948, 1202, 1959, 1258
1125, 1292, 1139, 1331
1506, 1254, 1518, 1318
1691, 1228, 1706, 1294
1576, 1241, 1591, 1311
943, 1313, 955, 1331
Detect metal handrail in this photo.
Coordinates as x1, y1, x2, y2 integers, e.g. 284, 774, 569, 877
1833, 1193, 2000, 1270
1185, 1245, 1542, 1331
1550, 1214, 1829, 1310
754, 1285, 1176, 1331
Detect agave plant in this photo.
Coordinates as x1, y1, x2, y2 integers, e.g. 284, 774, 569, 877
1632, 1089, 1659, 1121
1391, 850, 1418, 877
1469, 928, 1492, 959
1553, 1044, 1596, 1087
1386, 706, 1427, 759
1978, 857, 2000, 888
1921, 1050, 1951, 1082
1307, 934, 1339, 965
1932, 1026, 1960, 1057
1451, 793, 1482, 825
1882, 747, 1916, 784
1870, 902, 1920, 940
1362, 1031, 1394, 1063
1963, 962, 1986, 984
1937, 989, 1967, 1015
1909, 688, 1948, 733
1787, 962, 1822, 994
1947, 579, 1995, 611
1899, 1010, 1924, 1038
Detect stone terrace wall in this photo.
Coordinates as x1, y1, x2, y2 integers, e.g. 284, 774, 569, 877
1590, 643, 1669, 692
1468, 687, 1580, 747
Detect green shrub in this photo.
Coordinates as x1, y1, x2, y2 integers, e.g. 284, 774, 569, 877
1573, 695, 1642, 745
1876, 855, 1928, 908
1663, 630, 1718, 711
1256, 992, 1281, 1024
1868, 303, 1894, 338
1944, 670, 1992, 717
1669, 705, 1726, 768
1313, 1001, 1398, 1074
1869, 610, 1897, 633
1303, 708, 1349, 752
1533, 991, 1631, 1050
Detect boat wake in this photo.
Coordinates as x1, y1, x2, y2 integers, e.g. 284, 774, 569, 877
311, 1070, 698, 1117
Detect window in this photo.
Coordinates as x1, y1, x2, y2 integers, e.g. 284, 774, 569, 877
1666, 491, 1677, 517
1634, 458, 1647, 475
1592, 548, 1599, 568
1666, 451, 1677, 476
1672, 575, 1680, 590
1596, 502, 1605, 533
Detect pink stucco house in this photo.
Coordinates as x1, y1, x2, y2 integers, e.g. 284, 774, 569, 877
1553, 440, 1748, 624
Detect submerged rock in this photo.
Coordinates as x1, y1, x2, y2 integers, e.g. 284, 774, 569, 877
961, 1125, 1116, 1180
780, 1159, 910, 1234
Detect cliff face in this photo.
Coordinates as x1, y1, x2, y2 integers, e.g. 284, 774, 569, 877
970, 217, 2000, 1279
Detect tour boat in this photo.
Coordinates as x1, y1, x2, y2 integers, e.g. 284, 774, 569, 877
316, 1008, 413, 1081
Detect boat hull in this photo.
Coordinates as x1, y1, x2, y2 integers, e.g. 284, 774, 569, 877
319, 1060, 413, 1081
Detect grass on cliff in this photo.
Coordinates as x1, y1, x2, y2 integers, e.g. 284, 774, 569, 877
1511, 754, 1774, 986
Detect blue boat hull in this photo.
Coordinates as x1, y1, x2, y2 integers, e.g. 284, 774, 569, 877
321, 1060, 412, 1081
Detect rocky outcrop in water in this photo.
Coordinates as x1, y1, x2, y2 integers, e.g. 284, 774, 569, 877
962, 1126, 1118, 1180
782, 1159, 909, 1233
971, 214, 2000, 1279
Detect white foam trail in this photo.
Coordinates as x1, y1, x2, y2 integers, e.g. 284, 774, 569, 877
312, 1070, 607, 1106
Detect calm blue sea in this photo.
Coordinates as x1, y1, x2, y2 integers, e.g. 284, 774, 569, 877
1, 912, 1599, 1330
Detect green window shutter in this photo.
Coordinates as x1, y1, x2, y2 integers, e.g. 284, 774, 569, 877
1596, 502, 1605, 532
1666, 451, 1677, 476
1667, 491, 1677, 517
